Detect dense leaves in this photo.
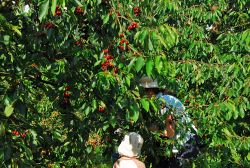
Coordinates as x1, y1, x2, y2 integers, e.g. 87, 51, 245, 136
0, 0, 249, 167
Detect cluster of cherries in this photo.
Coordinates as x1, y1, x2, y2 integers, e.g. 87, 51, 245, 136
64, 86, 71, 98
119, 38, 129, 51
75, 6, 84, 15
133, 7, 141, 16
128, 22, 138, 30
101, 49, 118, 74
54, 6, 62, 16
12, 130, 27, 139
43, 22, 55, 29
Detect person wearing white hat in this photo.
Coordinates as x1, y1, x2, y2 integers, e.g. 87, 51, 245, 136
113, 132, 146, 168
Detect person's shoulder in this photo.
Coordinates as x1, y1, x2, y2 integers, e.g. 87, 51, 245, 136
161, 94, 185, 110
114, 159, 146, 168
114, 159, 138, 168
162, 94, 179, 100
161, 95, 182, 104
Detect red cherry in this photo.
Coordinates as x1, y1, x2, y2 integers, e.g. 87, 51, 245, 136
118, 46, 125, 51
133, 7, 141, 16
185, 100, 190, 104
118, 34, 124, 38
114, 67, 119, 74
120, 39, 125, 45
131, 22, 138, 28
21, 133, 27, 139
75, 6, 84, 14
128, 25, 133, 30
103, 49, 109, 54
64, 91, 70, 98
12, 130, 20, 136
98, 106, 105, 113
104, 55, 113, 60
55, 6, 62, 16
75, 41, 81, 46
43, 22, 55, 29
65, 86, 70, 91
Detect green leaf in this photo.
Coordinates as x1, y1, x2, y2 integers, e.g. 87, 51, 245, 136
247, 153, 250, 161
102, 14, 110, 24
140, 98, 150, 112
84, 106, 91, 116
146, 60, 154, 77
157, 34, 167, 49
0, 123, 5, 136
130, 104, 140, 123
128, 58, 136, 71
51, 0, 57, 16
125, 76, 131, 86
155, 56, 163, 73
103, 124, 109, 131
148, 36, 154, 51
135, 56, 145, 72
225, 102, 238, 119
225, 110, 232, 121
4, 104, 14, 117
223, 128, 233, 138
11, 26, 22, 36
3, 35, 10, 45
86, 145, 92, 154
94, 60, 102, 67
140, 29, 149, 43
39, 0, 50, 21
150, 99, 158, 112
239, 105, 245, 118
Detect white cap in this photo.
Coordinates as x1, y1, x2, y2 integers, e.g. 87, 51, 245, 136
118, 132, 144, 158
139, 76, 159, 88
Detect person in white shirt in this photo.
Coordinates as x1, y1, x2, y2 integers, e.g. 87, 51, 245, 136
113, 132, 146, 168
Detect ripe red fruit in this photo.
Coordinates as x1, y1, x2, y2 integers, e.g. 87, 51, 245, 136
75, 41, 81, 46
21, 133, 27, 139
119, 46, 125, 50
65, 86, 70, 91
120, 39, 129, 45
64, 91, 70, 98
75, 6, 84, 14
114, 67, 119, 74
43, 22, 55, 29
98, 106, 105, 113
104, 55, 113, 60
103, 49, 109, 54
133, 7, 141, 16
101, 61, 110, 70
128, 25, 133, 30
118, 45, 125, 51
131, 22, 138, 28
118, 34, 124, 38
12, 130, 20, 136
55, 6, 62, 16
185, 100, 190, 104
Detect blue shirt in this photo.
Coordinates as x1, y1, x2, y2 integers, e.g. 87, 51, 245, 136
158, 93, 197, 149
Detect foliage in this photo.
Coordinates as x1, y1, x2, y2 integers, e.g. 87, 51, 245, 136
0, 0, 249, 167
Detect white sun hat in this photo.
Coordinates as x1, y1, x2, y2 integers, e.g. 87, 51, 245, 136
118, 132, 144, 158
139, 76, 159, 88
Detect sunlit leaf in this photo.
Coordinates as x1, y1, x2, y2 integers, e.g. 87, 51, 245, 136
39, 0, 50, 21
